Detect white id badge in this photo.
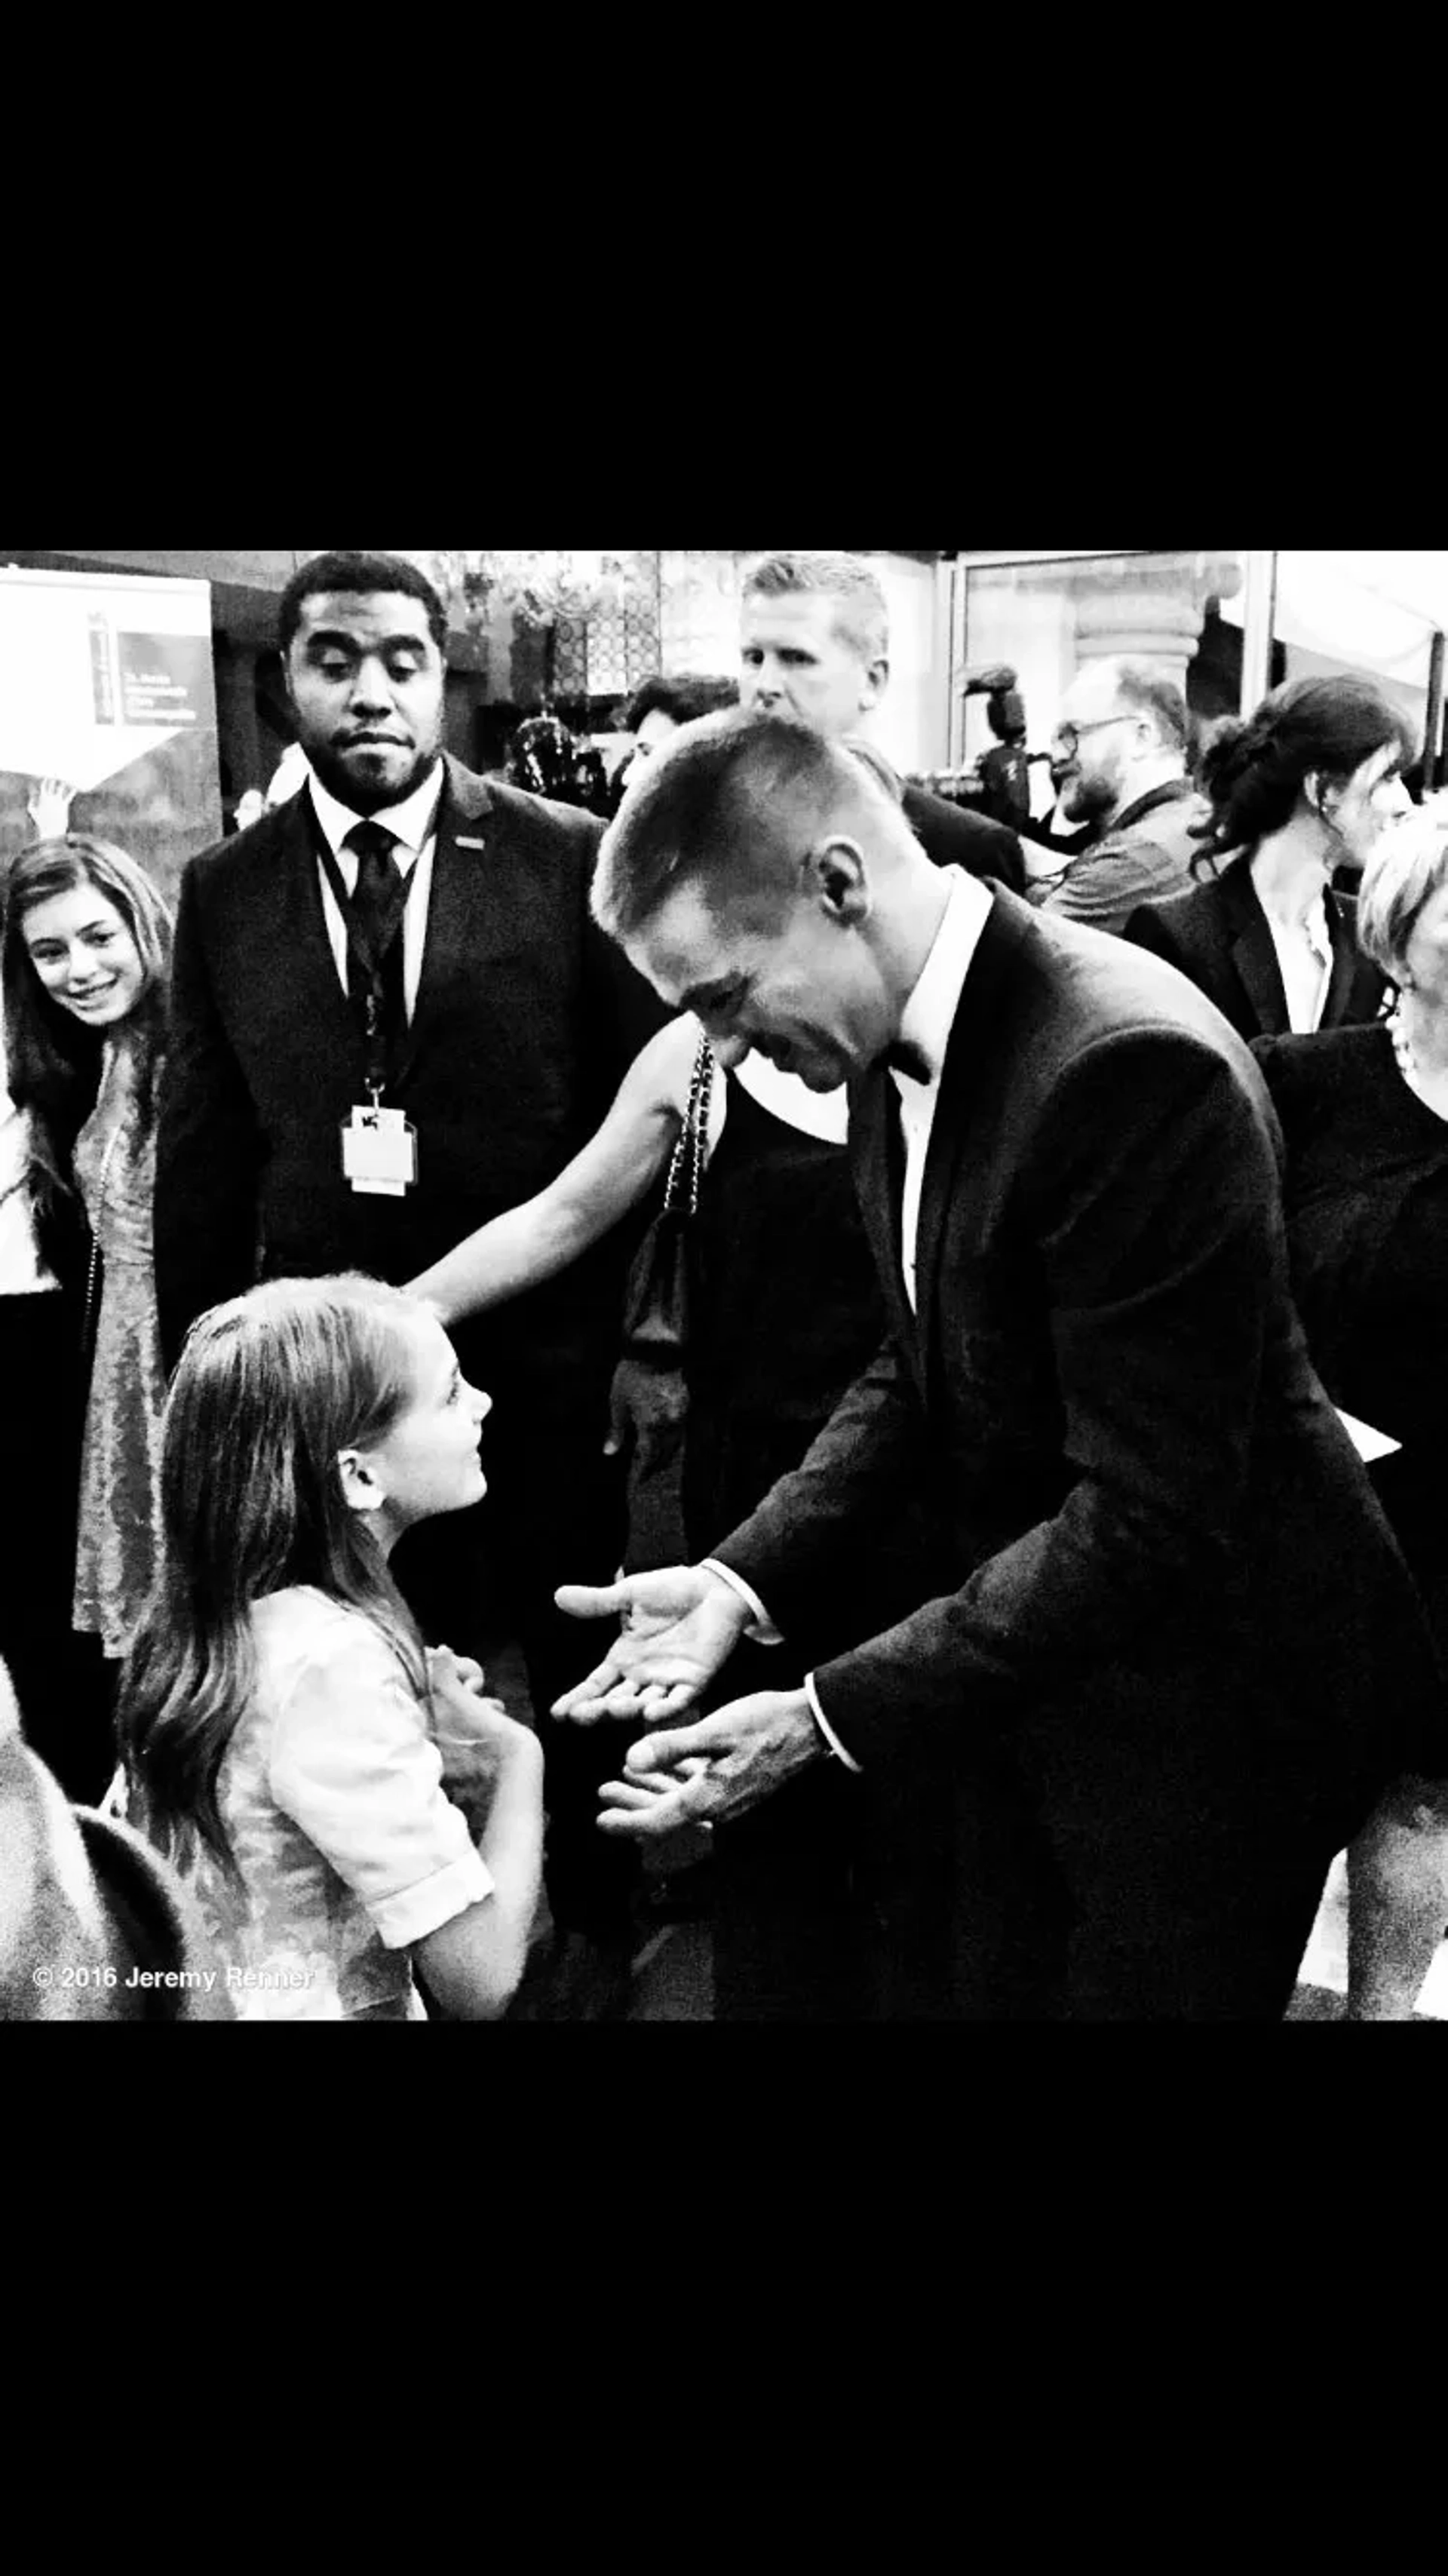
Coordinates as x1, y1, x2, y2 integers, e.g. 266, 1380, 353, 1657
341, 1106, 418, 1196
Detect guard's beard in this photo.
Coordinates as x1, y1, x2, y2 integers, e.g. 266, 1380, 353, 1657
307, 741, 441, 817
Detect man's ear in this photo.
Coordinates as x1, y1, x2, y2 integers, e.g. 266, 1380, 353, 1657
337, 1447, 386, 1517
860, 654, 888, 714
802, 835, 871, 925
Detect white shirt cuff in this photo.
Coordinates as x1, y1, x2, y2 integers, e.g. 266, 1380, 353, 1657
804, 1672, 862, 1773
700, 1558, 782, 1645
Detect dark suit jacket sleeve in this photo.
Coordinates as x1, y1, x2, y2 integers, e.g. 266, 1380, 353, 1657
710, 1331, 931, 1641
571, 813, 674, 1101
153, 858, 265, 1370
1119, 898, 1181, 963
976, 816, 1026, 898
581, 908, 674, 1099
900, 783, 1026, 897
958, 812, 1025, 897
752, 1033, 1288, 1771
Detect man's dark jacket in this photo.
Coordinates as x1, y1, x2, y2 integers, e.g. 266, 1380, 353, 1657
710, 890, 1443, 2018
901, 781, 1025, 895
153, 754, 667, 1412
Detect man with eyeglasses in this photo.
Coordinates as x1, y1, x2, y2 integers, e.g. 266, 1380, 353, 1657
1040, 657, 1207, 935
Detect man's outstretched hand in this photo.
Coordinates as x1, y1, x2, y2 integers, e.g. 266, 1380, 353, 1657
596, 1689, 824, 1838
551, 1564, 750, 1724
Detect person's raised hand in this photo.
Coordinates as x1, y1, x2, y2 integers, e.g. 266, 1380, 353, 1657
552, 1564, 749, 1724
428, 1644, 487, 1699
427, 1646, 533, 1807
26, 777, 75, 840
595, 1688, 823, 1838
603, 1353, 687, 1460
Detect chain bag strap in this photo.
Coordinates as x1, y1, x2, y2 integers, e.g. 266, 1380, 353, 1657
80, 1119, 125, 1374
621, 1033, 716, 1365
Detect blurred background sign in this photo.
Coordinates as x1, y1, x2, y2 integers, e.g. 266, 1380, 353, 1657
0, 565, 222, 907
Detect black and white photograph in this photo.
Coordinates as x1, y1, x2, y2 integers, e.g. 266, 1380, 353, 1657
3, 544, 1446, 2024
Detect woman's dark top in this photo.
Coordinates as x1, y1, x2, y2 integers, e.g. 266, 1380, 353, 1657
682, 1070, 883, 1561
679, 1069, 893, 2021
1254, 1021, 1448, 1650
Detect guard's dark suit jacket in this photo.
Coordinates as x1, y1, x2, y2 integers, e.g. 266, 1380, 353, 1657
153, 754, 667, 1413
712, 892, 1443, 2020
1121, 853, 1386, 1040
901, 781, 1025, 895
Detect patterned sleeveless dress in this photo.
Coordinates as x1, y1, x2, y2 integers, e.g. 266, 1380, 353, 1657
71, 1036, 167, 1656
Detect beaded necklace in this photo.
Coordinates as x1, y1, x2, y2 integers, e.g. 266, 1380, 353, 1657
1386, 1001, 1448, 1121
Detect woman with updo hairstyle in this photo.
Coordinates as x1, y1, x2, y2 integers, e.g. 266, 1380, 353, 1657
1122, 673, 1414, 1040
1251, 800, 1448, 2019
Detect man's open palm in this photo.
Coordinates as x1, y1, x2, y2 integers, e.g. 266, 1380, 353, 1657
551, 1564, 747, 1724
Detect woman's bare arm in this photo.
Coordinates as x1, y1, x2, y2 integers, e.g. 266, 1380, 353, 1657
405, 1015, 701, 1324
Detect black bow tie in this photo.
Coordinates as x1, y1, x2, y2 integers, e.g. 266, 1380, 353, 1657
886, 1039, 933, 1086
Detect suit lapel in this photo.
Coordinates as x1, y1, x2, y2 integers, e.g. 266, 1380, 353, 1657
910, 890, 1030, 1352
282, 789, 367, 1073
391, 757, 499, 1091
852, 1070, 915, 1346
1219, 864, 1289, 1036
1321, 891, 1361, 1028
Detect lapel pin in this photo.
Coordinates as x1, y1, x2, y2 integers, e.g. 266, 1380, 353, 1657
454, 834, 487, 850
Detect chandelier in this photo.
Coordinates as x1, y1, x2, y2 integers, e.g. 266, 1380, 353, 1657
419, 550, 651, 635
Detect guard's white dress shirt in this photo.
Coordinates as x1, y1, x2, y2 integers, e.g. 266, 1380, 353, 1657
308, 763, 446, 1024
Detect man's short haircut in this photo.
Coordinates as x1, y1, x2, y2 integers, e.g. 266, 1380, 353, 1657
593, 709, 907, 944
622, 672, 739, 732
1355, 803, 1448, 987
741, 551, 890, 665
278, 550, 450, 659
1100, 658, 1189, 758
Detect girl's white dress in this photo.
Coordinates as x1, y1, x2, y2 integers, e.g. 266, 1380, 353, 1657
182, 1586, 492, 2022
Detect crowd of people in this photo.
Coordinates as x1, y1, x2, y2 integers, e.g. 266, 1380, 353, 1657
3, 544, 1446, 2024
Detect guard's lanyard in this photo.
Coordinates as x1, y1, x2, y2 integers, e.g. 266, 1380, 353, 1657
311, 818, 428, 1104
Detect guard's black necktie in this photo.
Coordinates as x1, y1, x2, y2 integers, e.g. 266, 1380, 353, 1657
344, 819, 407, 1048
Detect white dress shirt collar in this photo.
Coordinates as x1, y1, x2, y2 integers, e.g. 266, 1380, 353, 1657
307, 761, 446, 1023
891, 865, 995, 1098
308, 759, 446, 874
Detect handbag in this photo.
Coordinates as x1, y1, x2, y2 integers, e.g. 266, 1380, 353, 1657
620, 1033, 716, 1368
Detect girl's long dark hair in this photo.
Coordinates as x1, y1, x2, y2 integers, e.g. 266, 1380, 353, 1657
1, 835, 173, 1210
1189, 674, 1416, 879
118, 1276, 433, 1881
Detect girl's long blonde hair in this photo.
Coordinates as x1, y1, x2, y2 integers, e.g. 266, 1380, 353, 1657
118, 1275, 433, 1878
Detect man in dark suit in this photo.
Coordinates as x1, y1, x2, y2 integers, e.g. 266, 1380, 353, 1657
737, 551, 1026, 894
153, 551, 668, 2010
551, 712, 1446, 2020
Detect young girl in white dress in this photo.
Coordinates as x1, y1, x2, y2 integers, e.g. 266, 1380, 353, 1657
118, 1274, 544, 2022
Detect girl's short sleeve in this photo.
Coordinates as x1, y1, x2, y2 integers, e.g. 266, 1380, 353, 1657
268, 1620, 492, 1950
